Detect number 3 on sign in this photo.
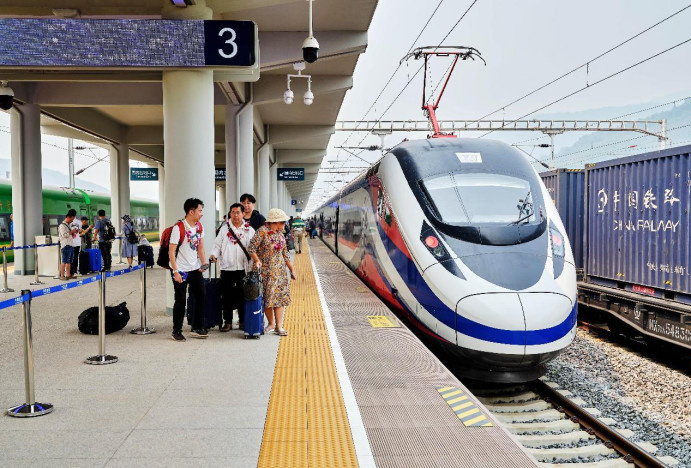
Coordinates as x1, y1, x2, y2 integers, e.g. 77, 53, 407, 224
218, 27, 238, 59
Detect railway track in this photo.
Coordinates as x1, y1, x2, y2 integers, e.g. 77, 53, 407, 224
469, 378, 680, 467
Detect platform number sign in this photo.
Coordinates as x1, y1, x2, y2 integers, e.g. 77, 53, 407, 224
203, 21, 256, 67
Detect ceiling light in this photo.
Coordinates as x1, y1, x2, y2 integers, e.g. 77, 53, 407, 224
283, 89, 294, 105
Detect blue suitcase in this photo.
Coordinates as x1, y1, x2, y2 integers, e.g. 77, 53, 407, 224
243, 296, 263, 338
84, 248, 102, 272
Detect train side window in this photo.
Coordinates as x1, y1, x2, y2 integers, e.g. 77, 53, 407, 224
0, 216, 9, 241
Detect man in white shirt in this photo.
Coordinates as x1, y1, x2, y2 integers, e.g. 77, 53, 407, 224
169, 198, 210, 342
58, 209, 78, 280
210, 203, 257, 332
70, 216, 83, 275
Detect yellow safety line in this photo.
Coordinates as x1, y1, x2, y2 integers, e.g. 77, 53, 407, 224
258, 241, 358, 467
446, 395, 469, 405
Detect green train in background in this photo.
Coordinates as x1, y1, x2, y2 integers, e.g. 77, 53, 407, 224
0, 183, 159, 262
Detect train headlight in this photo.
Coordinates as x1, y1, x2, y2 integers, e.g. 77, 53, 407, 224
424, 236, 439, 249
551, 228, 565, 257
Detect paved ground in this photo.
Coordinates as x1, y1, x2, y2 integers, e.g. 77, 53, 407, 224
0, 259, 281, 467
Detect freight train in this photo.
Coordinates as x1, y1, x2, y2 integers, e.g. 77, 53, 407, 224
314, 138, 579, 383
541, 145, 691, 351
0, 181, 159, 261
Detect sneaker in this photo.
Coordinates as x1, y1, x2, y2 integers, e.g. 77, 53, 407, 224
171, 331, 186, 342
190, 329, 208, 339
220, 323, 232, 332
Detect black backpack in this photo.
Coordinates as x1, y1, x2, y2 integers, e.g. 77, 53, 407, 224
102, 220, 116, 242
78, 302, 130, 335
125, 224, 139, 244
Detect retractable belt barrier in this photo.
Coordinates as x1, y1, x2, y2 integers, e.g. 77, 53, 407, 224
5, 262, 146, 418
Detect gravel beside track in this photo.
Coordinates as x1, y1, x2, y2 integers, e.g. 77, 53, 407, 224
546, 329, 691, 466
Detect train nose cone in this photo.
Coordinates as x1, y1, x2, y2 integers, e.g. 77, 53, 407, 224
456, 293, 527, 348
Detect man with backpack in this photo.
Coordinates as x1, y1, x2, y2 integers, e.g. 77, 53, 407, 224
93, 209, 115, 271
210, 203, 256, 332
162, 198, 210, 342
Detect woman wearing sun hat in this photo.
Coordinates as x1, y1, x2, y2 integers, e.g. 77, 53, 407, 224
248, 208, 297, 336
121, 214, 139, 268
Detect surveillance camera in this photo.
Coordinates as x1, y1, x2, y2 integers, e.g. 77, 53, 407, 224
302, 36, 319, 63
303, 90, 314, 106
283, 89, 294, 105
0, 83, 14, 111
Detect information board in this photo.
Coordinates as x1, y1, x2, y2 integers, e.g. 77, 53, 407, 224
215, 168, 226, 181
278, 168, 305, 181
130, 167, 158, 181
0, 19, 256, 68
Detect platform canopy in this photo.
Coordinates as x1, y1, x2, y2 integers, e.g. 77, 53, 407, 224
0, 0, 379, 208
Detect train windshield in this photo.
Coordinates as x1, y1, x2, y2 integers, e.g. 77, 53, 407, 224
422, 172, 535, 224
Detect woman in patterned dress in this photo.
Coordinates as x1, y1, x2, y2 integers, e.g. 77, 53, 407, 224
248, 208, 297, 336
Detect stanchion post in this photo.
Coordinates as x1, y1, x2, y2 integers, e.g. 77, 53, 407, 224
53, 241, 62, 279
7, 290, 53, 417
131, 265, 155, 335
29, 245, 44, 286
85, 271, 118, 365
0, 246, 14, 293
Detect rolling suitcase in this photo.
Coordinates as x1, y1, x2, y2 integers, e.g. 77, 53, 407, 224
243, 296, 263, 338
78, 250, 91, 275
186, 265, 222, 330
138, 245, 154, 268
84, 248, 102, 272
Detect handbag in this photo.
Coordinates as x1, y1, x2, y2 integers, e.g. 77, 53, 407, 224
228, 224, 262, 300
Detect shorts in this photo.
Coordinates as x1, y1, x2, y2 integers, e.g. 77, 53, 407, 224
61, 245, 75, 264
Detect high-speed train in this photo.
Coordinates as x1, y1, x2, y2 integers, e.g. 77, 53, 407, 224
314, 138, 578, 382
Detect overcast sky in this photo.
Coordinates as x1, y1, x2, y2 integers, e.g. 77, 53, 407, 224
307, 0, 691, 210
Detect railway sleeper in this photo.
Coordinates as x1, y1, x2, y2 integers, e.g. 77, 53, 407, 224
483, 400, 551, 413
516, 430, 595, 447
540, 459, 633, 467
477, 391, 540, 404
527, 443, 615, 462
493, 408, 564, 423
503, 419, 581, 434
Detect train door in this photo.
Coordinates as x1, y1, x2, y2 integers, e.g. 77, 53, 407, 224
334, 207, 339, 256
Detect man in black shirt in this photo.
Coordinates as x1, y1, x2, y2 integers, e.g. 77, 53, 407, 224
240, 193, 266, 230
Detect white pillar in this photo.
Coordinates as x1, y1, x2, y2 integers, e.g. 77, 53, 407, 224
163, 69, 215, 313
238, 104, 254, 198
109, 137, 130, 238
10, 104, 43, 275
216, 184, 226, 220
270, 162, 278, 209
157, 162, 165, 237
257, 144, 270, 214
225, 104, 239, 204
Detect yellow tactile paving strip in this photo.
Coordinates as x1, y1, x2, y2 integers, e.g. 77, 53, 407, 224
258, 242, 358, 468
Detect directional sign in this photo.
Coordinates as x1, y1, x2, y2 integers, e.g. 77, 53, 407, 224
130, 168, 158, 181
291, 200, 297, 206
215, 168, 226, 181
278, 168, 305, 181
0, 19, 256, 68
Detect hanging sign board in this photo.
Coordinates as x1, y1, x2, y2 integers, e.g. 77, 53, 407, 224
215, 168, 226, 181
130, 168, 158, 181
0, 19, 257, 68
291, 200, 297, 206
278, 168, 305, 181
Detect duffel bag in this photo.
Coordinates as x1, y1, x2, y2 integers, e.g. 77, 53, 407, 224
78, 302, 130, 335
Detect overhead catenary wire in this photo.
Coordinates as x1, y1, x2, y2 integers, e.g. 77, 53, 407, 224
479, 37, 691, 138
474, 4, 691, 123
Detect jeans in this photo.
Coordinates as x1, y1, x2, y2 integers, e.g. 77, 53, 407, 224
173, 269, 205, 333
220, 269, 245, 325
99, 241, 112, 270
71, 246, 81, 273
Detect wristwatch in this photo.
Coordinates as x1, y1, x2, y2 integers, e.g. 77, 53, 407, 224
172, 270, 179, 274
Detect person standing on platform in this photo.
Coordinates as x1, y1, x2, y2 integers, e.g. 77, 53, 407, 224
69, 215, 82, 276
121, 214, 139, 268
240, 193, 266, 230
58, 209, 78, 280
210, 203, 256, 332
248, 208, 297, 337
93, 209, 114, 271
79, 217, 93, 249
169, 198, 210, 342
291, 215, 305, 254
308, 218, 316, 239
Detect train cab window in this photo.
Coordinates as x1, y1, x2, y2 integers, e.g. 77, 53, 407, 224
0, 216, 9, 241
422, 172, 534, 224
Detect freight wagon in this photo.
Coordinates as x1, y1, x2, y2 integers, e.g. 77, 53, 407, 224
0, 181, 159, 262
547, 145, 691, 350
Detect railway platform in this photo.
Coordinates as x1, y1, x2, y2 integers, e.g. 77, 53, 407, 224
0, 240, 535, 467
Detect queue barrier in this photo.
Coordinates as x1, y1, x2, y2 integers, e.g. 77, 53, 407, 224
4, 262, 147, 418
0, 237, 126, 292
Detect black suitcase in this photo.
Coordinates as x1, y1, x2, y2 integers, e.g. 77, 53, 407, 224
186, 267, 222, 330
78, 250, 91, 275
138, 245, 154, 268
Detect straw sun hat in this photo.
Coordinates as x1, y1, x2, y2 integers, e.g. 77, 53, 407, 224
265, 208, 289, 223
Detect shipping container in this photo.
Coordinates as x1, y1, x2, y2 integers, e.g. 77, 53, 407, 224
584, 144, 691, 297
540, 169, 585, 269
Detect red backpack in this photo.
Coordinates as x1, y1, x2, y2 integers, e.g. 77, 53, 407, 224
156, 221, 204, 269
